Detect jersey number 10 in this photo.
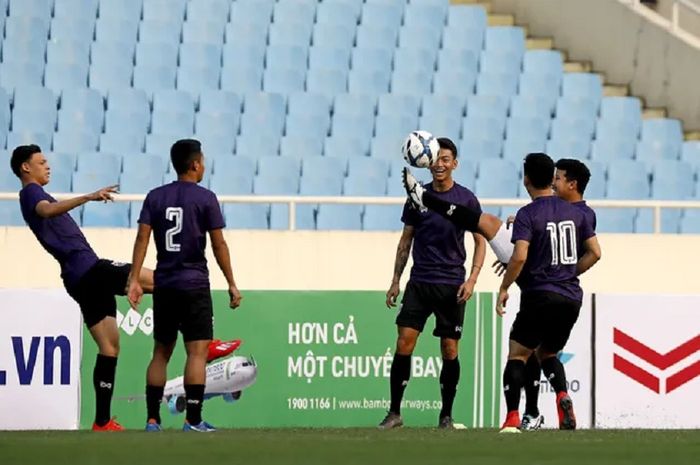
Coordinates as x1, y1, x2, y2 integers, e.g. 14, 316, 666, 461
165, 207, 183, 252
546, 220, 577, 265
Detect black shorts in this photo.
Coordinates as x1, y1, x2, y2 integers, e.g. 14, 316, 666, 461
509, 291, 581, 353
67, 259, 131, 329
396, 281, 465, 340
153, 287, 213, 344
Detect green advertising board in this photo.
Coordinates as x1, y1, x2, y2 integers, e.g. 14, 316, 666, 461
80, 292, 502, 429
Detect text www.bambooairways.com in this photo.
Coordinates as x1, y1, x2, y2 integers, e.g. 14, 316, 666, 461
287, 397, 442, 411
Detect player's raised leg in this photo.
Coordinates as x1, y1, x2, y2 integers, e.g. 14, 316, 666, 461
402, 167, 513, 263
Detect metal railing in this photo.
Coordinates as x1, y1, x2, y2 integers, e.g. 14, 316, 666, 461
2, 192, 700, 233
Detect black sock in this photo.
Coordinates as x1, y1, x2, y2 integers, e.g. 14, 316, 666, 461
503, 359, 526, 412
541, 356, 568, 394
184, 384, 205, 425
422, 191, 480, 231
93, 354, 117, 426
439, 357, 460, 419
146, 385, 165, 424
389, 354, 411, 414
524, 354, 541, 416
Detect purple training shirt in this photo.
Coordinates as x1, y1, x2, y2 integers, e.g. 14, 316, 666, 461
402, 182, 482, 286
138, 181, 225, 290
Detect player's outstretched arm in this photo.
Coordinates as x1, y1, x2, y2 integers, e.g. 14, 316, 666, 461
576, 236, 602, 276
126, 223, 151, 309
35, 185, 119, 218
210, 228, 242, 309
386, 225, 414, 308
496, 240, 529, 316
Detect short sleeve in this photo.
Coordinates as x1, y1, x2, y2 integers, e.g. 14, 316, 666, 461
400, 199, 419, 226
579, 213, 595, 242
21, 183, 50, 216
138, 193, 152, 225
511, 208, 533, 243
204, 192, 225, 231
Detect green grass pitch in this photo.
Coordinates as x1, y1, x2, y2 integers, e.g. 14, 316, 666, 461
1, 429, 698, 465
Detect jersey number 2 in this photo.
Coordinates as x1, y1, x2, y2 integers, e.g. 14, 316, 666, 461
165, 207, 183, 252
546, 220, 577, 265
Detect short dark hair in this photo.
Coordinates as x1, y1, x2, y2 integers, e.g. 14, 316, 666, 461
170, 139, 202, 175
523, 152, 555, 189
555, 158, 591, 195
437, 137, 458, 158
10, 144, 42, 178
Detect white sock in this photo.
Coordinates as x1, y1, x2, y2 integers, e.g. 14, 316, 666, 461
488, 222, 514, 263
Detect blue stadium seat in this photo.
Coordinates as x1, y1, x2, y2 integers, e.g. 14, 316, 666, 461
254, 169, 300, 229
681, 141, 700, 171
122, 153, 165, 176
0, 200, 26, 226
607, 159, 649, 199
360, 2, 403, 32
474, 158, 519, 198
177, 65, 220, 95
240, 93, 286, 132
590, 136, 636, 162
58, 89, 105, 133
325, 134, 371, 158
230, 0, 274, 26
375, 114, 417, 137
287, 92, 331, 119
273, 0, 317, 26
146, 134, 181, 156
370, 134, 403, 160
484, 26, 525, 58
334, 93, 377, 118
562, 72, 603, 100
651, 160, 693, 199
44, 62, 89, 94
195, 134, 235, 155
0, 162, 22, 191
458, 138, 501, 161
73, 169, 120, 195
441, 25, 483, 54
332, 113, 375, 141
95, 17, 139, 45
119, 169, 163, 194
223, 40, 266, 69
462, 117, 504, 145
363, 205, 403, 231
143, 0, 186, 23
419, 114, 461, 141
398, 25, 442, 51
214, 155, 257, 179
679, 208, 700, 234
0, 89, 11, 128
6, 131, 53, 152
546, 136, 592, 160
596, 209, 635, 233
0, 62, 44, 90
599, 96, 642, 132
479, 51, 521, 76
225, 16, 268, 43
98, 0, 143, 21
356, 24, 398, 48
306, 68, 349, 99
135, 42, 178, 68
100, 131, 145, 153
263, 66, 307, 94
105, 89, 150, 137
12, 87, 58, 134
311, 22, 356, 51
309, 46, 351, 72
506, 117, 549, 144
348, 69, 391, 96
280, 134, 325, 159
52, 130, 99, 153
640, 118, 683, 148
636, 139, 681, 165
378, 94, 420, 118
550, 115, 596, 140
522, 50, 563, 79
186, 0, 231, 23
422, 94, 465, 119
351, 46, 393, 74
316, 0, 360, 27
236, 133, 280, 158
510, 95, 552, 120
50, 17, 96, 44
476, 72, 519, 98
285, 113, 329, 141
220, 65, 263, 93
302, 156, 347, 181
139, 18, 183, 44
297, 172, 345, 230
47, 39, 91, 70
76, 151, 122, 175
151, 105, 194, 135
269, 21, 313, 47
448, 4, 487, 31
344, 172, 386, 196
44, 151, 77, 173
266, 45, 308, 71
210, 169, 255, 195
314, 204, 362, 230
82, 202, 129, 227
555, 96, 599, 123
223, 203, 269, 230
502, 135, 546, 162
133, 64, 177, 96
5, 15, 50, 41
199, 90, 242, 115
437, 49, 478, 76
404, 3, 447, 30
152, 90, 195, 126
9, 0, 53, 20
90, 40, 134, 68
453, 159, 477, 188
196, 111, 240, 141
347, 157, 390, 179
54, 0, 98, 19
518, 72, 560, 113
596, 117, 640, 144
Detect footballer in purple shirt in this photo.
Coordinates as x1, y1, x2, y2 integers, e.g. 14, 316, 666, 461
127, 139, 242, 433
380, 138, 487, 430
10, 144, 155, 431
496, 153, 601, 432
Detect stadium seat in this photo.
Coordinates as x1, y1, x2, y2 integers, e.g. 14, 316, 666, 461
391, 69, 433, 95
550, 116, 596, 141
375, 114, 417, 138
332, 113, 375, 142
518, 73, 560, 113
600, 96, 642, 126
681, 141, 700, 171
44, 62, 89, 94
200, 90, 242, 115
177, 65, 221, 95
52, 130, 99, 153
263, 66, 307, 94
370, 134, 403, 161
356, 25, 398, 49
546, 136, 592, 160
82, 202, 130, 227
591, 133, 637, 162
105, 89, 151, 137
462, 117, 504, 147
186, 0, 231, 24
143, 0, 186, 23
196, 111, 240, 140
561, 73, 603, 107
636, 140, 681, 166
280, 134, 325, 159
223, 204, 270, 229
606, 160, 650, 199
502, 135, 546, 162
98, 0, 143, 22
269, 21, 313, 47
6, 131, 53, 152
348, 69, 391, 97
404, 3, 447, 31
119, 169, 163, 194
363, 205, 404, 230
316, 0, 360, 28
596, 209, 636, 233
316, 204, 363, 230
133, 64, 177, 96
100, 131, 145, 154
453, 159, 477, 188
48, 37, 92, 63
360, 2, 403, 32
351, 47, 393, 75
0, 61, 45, 91
223, 41, 266, 69
509, 95, 552, 120
458, 137, 502, 161
398, 25, 442, 51
220, 65, 263, 93
309, 46, 352, 73
273, 0, 317, 26
680, 208, 700, 234
236, 133, 280, 158
302, 156, 347, 181
0, 201, 26, 226
325, 135, 371, 158
306, 68, 349, 99
230, 0, 274, 26
285, 113, 329, 141
484, 26, 525, 59
95, 17, 140, 45
347, 157, 390, 180
505, 117, 550, 145
555, 97, 599, 123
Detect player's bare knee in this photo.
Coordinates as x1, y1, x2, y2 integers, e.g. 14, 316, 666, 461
396, 336, 416, 355
535, 348, 557, 362
440, 339, 458, 359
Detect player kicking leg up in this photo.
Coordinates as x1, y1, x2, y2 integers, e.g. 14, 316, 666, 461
381, 139, 485, 429
127, 139, 243, 432
11, 145, 154, 432
402, 167, 513, 265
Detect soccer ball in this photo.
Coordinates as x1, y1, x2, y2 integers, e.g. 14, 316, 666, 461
402, 130, 440, 168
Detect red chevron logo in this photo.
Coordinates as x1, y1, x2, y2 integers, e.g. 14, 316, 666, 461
613, 328, 700, 394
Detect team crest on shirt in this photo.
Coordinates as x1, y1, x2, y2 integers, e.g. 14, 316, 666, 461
447, 205, 456, 216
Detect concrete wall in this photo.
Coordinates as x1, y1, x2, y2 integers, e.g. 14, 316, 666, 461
491, 0, 700, 130
1, 228, 699, 294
